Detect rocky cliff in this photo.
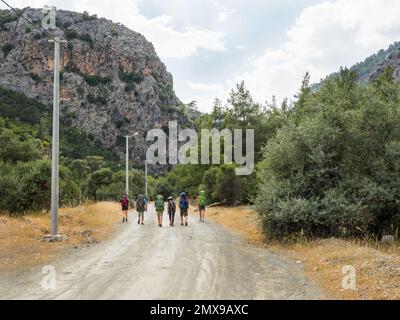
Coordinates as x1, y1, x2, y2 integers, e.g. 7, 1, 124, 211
0, 8, 190, 166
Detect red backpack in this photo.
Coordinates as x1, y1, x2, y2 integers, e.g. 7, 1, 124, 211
121, 197, 129, 207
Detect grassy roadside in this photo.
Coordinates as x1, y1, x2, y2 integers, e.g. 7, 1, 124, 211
206, 206, 400, 300
0, 202, 121, 276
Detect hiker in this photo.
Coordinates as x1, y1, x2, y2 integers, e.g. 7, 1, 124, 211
198, 190, 206, 222
167, 196, 176, 226
179, 192, 189, 226
155, 194, 165, 227
120, 193, 130, 223
136, 194, 147, 225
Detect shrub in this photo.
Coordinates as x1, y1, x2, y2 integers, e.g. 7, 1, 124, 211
0, 160, 81, 214
83, 74, 112, 86
0, 86, 50, 124
30, 73, 41, 83
214, 165, 243, 205
82, 11, 98, 21
2, 43, 13, 57
87, 94, 107, 105
0, 128, 43, 163
65, 29, 79, 40
256, 69, 400, 239
119, 71, 144, 84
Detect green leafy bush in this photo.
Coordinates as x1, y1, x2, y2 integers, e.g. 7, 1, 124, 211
256, 69, 400, 239
0, 160, 81, 214
0, 87, 50, 124
2, 43, 13, 57
83, 74, 112, 86
119, 71, 144, 84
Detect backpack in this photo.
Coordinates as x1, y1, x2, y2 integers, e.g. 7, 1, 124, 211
179, 193, 189, 209
168, 200, 176, 214
136, 197, 145, 211
121, 197, 129, 207
155, 195, 164, 211
199, 191, 206, 206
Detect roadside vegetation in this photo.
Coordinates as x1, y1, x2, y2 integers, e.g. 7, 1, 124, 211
165, 67, 400, 241
0, 87, 147, 214
0, 202, 120, 276
2, 66, 400, 241
206, 206, 400, 300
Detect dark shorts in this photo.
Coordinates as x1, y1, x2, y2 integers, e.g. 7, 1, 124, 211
122, 206, 129, 211
180, 208, 188, 217
199, 204, 206, 211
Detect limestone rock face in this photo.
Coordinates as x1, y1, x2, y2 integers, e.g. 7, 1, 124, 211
369, 49, 400, 82
0, 8, 190, 166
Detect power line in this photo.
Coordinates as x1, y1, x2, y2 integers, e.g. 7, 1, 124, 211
1, 0, 65, 47
1, 0, 112, 93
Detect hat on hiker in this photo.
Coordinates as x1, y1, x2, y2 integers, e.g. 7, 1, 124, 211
167, 196, 173, 200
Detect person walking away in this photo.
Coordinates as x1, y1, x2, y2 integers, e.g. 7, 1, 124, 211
120, 193, 130, 223
136, 194, 147, 225
198, 190, 206, 222
179, 192, 189, 226
155, 194, 165, 227
167, 196, 176, 226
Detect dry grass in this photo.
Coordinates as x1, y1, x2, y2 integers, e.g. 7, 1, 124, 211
0, 202, 121, 277
206, 206, 400, 300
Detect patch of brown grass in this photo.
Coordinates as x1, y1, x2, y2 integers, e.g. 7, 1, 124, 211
206, 206, 265, 245
0, 202, 121, 276
206, 206, 400, 300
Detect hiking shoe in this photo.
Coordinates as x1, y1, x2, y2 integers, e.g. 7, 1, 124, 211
185, 222, 188, 226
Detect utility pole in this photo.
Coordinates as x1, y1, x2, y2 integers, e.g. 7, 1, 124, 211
125, 135, 130, 195
125, 132, 138, 196
47, 35, 66, 240
145, 160, 148, 199
49, 37, 60, 237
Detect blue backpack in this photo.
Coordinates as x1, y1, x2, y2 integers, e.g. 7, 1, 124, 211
179, 193, 189, 209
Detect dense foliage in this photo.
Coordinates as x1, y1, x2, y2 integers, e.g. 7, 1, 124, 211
0, 87, 146, 214
256, 68, 400, 238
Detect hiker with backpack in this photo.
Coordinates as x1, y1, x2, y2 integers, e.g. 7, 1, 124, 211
155, 194, 165, 227
167, 196, 176, 227
179, 192, 189, 226
136, 194, 147, 225
120, 193, 130, 223
198, 190, 206, 222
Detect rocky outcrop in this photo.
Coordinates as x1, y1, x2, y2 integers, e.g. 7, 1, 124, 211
369, 48, 400, 82
0, 8, 190, 166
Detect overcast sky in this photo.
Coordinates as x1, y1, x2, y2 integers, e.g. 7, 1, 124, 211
2, 0, 400, 112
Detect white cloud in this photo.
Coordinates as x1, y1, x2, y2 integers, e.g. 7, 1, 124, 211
235, 44, 247, 50
234, 0, 400, 103
187, 81, 224, 92
0, 0, 226, 58
214, 1, 236, 22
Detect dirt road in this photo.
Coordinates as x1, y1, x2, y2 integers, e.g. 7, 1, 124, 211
0, 205, 321, 300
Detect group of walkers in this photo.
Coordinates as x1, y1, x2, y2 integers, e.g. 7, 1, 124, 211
119, 191, 206, 227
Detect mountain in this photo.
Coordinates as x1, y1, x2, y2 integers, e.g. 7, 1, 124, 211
0, 8, 191, 167
313, 41, 400, 90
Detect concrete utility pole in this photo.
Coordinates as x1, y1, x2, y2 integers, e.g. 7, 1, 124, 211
145, 160, 148, 199
125, 135, 130, 195
48, 36, 66, 239
125, 132, 138, 196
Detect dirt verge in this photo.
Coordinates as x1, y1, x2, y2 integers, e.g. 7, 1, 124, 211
0, 202, 121, 276
206, 205, 400, 300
